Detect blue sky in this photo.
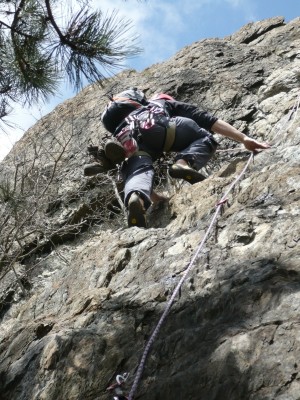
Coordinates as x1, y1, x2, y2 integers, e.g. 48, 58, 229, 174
108, 0, 300, 72
0, 0, 299, 160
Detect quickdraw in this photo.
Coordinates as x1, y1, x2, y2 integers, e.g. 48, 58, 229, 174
107, 372, 129, 400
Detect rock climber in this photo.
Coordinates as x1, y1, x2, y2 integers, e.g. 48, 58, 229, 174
85, 88, 270, 228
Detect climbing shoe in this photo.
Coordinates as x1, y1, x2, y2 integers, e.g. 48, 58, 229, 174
105, 140, 126, 165
84, 147, 116, 176
169, 163, 206, 184
127, 192, 147, 228
83, 161, 113, 176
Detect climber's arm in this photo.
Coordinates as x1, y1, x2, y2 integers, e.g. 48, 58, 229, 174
211, 119, 271, 152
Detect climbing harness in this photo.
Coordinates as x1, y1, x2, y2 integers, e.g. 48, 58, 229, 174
116, 124, 139, 158
114, 101, 175, 157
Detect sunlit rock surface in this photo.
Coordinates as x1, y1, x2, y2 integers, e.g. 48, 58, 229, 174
0, 16, 300, 400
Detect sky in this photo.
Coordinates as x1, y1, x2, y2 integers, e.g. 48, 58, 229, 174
0, 0, 299, 161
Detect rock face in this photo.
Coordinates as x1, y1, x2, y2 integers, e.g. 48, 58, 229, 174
0, 17, 300, 400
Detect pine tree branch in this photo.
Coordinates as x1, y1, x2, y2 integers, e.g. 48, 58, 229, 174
0, 19, 34, 38
45, 0, 82, 50
11, 0, 26, 31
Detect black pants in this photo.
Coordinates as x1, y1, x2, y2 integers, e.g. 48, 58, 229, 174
122, 116, 218, 208
171, 116, 218, 169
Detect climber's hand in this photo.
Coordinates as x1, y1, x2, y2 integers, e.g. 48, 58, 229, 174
243, 137, 271, 153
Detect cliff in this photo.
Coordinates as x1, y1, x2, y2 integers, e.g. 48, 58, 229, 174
0, 16, 300, 400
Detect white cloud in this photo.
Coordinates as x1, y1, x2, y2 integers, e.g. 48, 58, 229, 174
91, 0, 196, 68
0, 88, 74, 161
0, 103, 46, 161
0, 130, 23, 162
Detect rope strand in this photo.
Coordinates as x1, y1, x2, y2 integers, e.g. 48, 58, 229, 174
127, 90, 300, 399
128, 153, 254, 400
